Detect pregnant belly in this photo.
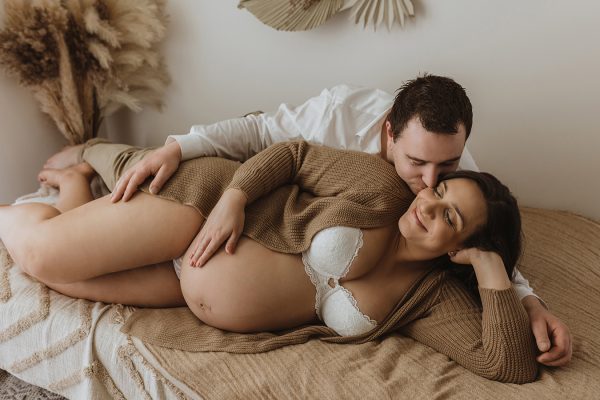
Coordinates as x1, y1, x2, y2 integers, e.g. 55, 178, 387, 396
179, 236, 318, 333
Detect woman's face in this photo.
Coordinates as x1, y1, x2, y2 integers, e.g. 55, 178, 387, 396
398, 178, 487, 259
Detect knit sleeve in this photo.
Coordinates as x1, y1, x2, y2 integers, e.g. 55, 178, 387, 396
226, 141, 408, 204
400, 282, 538, 383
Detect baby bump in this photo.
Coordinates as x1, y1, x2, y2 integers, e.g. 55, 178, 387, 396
179, 237, 318, 333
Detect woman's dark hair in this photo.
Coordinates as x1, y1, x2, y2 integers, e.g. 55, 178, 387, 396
388, 74, 473, 140
439, 170, 522, 297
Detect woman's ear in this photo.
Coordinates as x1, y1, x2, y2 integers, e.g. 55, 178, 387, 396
448, 248, 462, 257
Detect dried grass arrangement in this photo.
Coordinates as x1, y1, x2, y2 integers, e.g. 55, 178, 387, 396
0, 0, 170, 144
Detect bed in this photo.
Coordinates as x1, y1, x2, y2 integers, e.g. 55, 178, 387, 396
1, 188, 599, 399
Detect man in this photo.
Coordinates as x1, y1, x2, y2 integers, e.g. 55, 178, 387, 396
46, 74, 572, 367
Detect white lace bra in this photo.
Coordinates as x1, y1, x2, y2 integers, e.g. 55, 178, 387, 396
302, 226, 377, 337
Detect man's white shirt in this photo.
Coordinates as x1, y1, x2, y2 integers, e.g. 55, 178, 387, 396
167, 84, 538, 302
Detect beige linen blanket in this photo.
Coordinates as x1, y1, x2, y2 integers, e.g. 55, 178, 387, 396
120, 208, 600, 399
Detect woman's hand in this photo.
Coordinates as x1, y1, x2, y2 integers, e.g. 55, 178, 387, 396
448, 247, 498, 266
449, 248, 511, 290
190, 189, 248, 267
111, 140, 182, 202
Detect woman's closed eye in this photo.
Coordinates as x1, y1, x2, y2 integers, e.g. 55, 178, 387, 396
434, 185, 456, 230
444, 209, 455, 230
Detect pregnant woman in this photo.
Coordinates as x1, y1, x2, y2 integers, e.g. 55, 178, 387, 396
0, 141, 537, 383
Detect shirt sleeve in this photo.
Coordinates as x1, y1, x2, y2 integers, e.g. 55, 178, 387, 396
512, 267, 547, 308
164, 85, 335, 162
166, 84, 389, 161
401, 283, 538, 384
165, 114, 273, 161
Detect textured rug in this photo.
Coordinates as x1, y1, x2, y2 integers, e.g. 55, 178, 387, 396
0, 370, 65, 400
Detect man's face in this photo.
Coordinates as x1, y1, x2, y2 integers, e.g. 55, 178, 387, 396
386, 116, 466, 194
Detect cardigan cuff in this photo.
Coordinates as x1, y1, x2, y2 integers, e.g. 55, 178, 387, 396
478, 287, 527, 325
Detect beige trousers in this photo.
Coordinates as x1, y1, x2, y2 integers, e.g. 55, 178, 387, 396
79, 139, 156, 194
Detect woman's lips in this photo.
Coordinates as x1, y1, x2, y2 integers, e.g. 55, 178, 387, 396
414, 207, 428, 231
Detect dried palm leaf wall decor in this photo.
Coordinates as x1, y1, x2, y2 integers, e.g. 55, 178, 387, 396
0, 0, 170, 144
238, 0, 344, 31
238, 0, 415, 31
343, 0, 415, 30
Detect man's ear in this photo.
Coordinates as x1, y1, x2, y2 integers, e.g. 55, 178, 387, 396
386, 121, 394, 149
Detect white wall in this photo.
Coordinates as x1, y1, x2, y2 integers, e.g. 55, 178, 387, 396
0, 74, 66, 202
1, 0, 599, 220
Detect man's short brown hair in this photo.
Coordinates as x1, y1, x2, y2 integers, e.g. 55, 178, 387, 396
387, 74, 473, 140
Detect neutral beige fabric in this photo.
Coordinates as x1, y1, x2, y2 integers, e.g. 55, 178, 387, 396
123, 208, 599, 398
81, 138, 156, 192
0, 241, 183, 400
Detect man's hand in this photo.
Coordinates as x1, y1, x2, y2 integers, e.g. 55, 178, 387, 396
111, 140, 182, 202
190, 189, 247, 267
522, 295, 573, 367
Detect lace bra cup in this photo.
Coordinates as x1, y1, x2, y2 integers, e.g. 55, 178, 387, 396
302, 226, 377, 337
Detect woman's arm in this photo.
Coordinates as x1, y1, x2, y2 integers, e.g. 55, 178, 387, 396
401, 251, 539, 383
190, 141, 410, 266
226, 141, 405, 202
451, 249, 511, 290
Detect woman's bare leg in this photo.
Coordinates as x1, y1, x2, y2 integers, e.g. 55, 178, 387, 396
0, 192, 203, 284
43, 261, 186, 307
2, 168, 186, 307
0, 142, 190, 307
38, 162, 96, 212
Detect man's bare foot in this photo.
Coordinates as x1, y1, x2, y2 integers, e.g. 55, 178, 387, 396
38, 163, 95, 188
43, 144, 84, 169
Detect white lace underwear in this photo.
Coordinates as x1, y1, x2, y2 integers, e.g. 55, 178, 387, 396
302, 226, 377, 337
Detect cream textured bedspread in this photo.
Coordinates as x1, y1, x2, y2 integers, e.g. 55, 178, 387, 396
0, 189, 196, 399
1, 206, 599, 399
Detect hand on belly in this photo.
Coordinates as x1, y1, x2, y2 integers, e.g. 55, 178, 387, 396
179, 237, 318, 333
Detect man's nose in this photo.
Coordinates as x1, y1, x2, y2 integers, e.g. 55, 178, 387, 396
421, 166, 440, 188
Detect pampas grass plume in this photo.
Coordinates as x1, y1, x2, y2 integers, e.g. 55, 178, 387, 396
0, 0, 170, 144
